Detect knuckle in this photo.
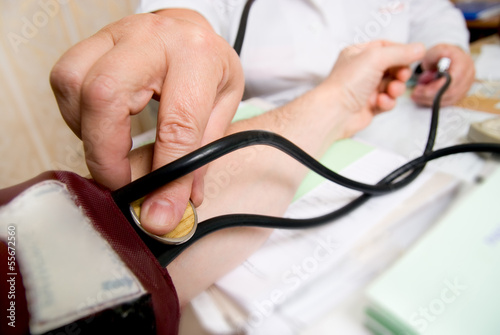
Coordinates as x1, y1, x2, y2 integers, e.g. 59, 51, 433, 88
81, 74, 120, 107
180, 22, 222, 54
116, 13, 140, 26
110, 14, 149, 33
143, 13, 215, 49
156, 110, 200, 154
141, 12, 167, 29
188, 28, 215, 51
50, 64, 84, 97
85, 154, 111, 176
171, 24, 219, 57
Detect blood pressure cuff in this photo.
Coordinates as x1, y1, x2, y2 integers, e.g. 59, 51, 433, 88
0, 171, 179, 335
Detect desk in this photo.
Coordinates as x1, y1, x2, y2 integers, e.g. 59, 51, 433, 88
451, 0, 500, 42
467, 14, 500, 42
457, 34, 500, 115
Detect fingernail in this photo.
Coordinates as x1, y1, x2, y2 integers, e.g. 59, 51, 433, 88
141, 200, 174, 233
191, 177, 204, 207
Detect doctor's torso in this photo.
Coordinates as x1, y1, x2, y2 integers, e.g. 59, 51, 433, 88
238, 0, 411, 104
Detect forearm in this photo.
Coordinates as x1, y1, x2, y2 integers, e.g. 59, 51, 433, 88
200, 87, 346, 218
129, 41, 424, 308
130, 87, 346, 308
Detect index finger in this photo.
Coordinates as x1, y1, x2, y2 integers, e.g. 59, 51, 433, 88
375, 42, 426, 69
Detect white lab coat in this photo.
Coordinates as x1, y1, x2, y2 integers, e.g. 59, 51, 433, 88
138, 0, 469, 105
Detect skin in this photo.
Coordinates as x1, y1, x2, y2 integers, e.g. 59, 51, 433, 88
50, 10, 244, 236
128, 41, 425, 308
50, 8, 470, 240
411, 44, 475, 107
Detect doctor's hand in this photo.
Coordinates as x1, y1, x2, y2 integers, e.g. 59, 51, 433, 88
411, 43, 475, 106
318, 41, 425, 138
50, 10, 244, 235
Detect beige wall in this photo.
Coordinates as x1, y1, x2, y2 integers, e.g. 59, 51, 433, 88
0, 0, 141, 188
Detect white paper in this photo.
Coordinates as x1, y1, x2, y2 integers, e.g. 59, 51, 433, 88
475, 44, 500, 82
354, 97, 493, 182
190, 95, 476, 334
211, 146, 452, 334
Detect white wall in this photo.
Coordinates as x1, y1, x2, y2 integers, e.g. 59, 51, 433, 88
0, 0, 140, 187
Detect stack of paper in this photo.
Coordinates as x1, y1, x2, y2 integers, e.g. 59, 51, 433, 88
475, 44, 500, 82
354, 98, 494, 183
190, 137, 459, 334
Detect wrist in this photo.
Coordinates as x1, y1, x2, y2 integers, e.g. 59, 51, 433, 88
281, 85, 353, 154
312, 83, 358, 138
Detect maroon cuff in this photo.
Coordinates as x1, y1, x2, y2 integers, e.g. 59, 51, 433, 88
0, 171, 180, 335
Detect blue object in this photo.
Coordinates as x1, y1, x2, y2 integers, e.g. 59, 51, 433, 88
455, 2, 500, 20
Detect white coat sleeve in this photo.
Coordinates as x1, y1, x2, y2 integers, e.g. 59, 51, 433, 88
136, 0, 246, 42
409, 0, 469, 51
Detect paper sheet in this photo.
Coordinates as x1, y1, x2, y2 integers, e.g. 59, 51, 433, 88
131, 95, 480, 333
475, 44, 500, 82
354, 97, 494, 182
208, 145, 454, 334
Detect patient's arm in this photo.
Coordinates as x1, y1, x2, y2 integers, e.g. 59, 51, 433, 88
129, 42, 424, 308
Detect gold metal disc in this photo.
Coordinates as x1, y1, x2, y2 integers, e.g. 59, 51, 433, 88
129, 198, 197, 245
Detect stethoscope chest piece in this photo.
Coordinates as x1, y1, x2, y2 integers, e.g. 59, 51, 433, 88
129, 198, 198, 245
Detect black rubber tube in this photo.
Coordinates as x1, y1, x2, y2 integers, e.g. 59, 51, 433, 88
233, 0, 256, 56
112, 71, 500, 266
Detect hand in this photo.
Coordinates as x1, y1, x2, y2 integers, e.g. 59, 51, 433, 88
318, 41, 425, 138
50, 11, 244, 235
411, 44, 475, 106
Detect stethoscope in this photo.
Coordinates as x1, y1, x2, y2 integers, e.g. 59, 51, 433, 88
111, 0, 500, 267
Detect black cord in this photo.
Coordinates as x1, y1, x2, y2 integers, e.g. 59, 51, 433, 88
112, 0, 498, 267
233, 0, 256, 56
113, 74, 451, 204
112, 70, 500, 267
154, 142, 500, 265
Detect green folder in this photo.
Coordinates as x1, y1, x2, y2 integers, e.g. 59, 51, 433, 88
365, 167, 500, 335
